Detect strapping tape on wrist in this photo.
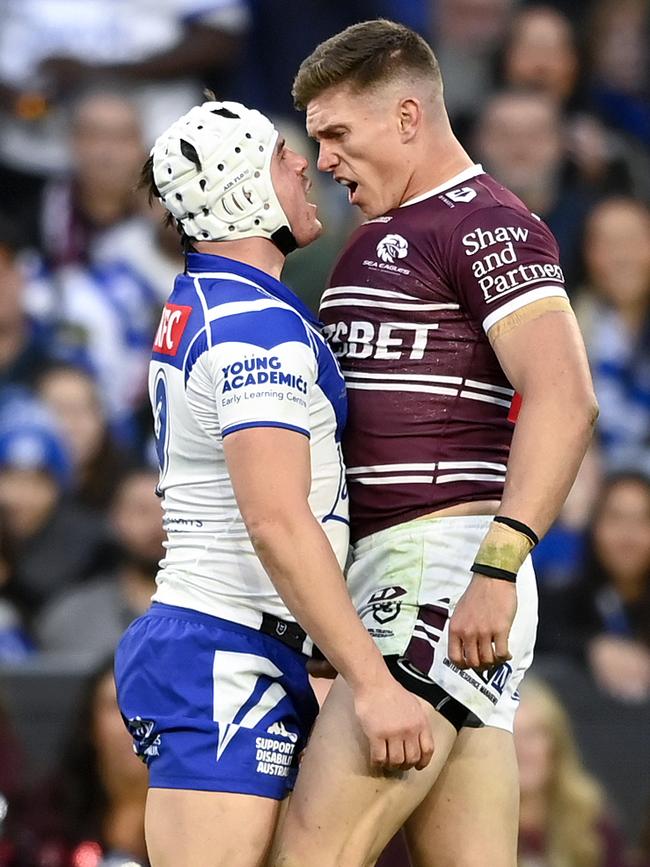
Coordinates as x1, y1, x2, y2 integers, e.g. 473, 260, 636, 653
471, 516, 538, 584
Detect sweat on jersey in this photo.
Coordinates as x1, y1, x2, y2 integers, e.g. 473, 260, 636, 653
150, 252, 348, 630
320, 164, 569, 542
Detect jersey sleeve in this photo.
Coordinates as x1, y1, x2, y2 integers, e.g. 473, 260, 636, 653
198, 304, 317, 438
447, 205, 568, 334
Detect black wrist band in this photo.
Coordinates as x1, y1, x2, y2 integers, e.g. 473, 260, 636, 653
493, 515, 539, 547
471, 562, 518, 583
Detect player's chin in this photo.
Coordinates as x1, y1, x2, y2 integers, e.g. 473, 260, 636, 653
356, 198, 381, 219
295, 215, 323, 248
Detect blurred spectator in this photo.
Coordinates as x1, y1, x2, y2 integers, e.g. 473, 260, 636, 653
34, 259, 159, 441
538, 472, 650, 704
499, 5, 642, 196
36, 363, 137, 511
99, 198, 184, 305
0, 220, 57, 393
588, 0, 650, 147
533, 443, 603, 594
501, 6, 582, 108
0, 392, 107, 620
473, 89, 598, 287
7, 659, 148, 866
515, 677, 631, 867
0, 0, 249, 236
431, 0, 514, 130
574, 198, 650, 467
35, 468, 162, 660
583, 473, 650, 704
20, 89, 161, 440
38, 90, 147, 269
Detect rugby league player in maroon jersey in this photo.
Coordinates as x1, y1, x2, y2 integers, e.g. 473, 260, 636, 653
273, 19, 598, 867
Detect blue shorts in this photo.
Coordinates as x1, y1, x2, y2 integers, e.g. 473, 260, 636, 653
114, 603, 318, 799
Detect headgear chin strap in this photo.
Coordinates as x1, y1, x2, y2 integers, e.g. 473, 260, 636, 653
151, 100, 297, 254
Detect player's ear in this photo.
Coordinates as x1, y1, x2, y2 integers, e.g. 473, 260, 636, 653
398, 97, 422, 143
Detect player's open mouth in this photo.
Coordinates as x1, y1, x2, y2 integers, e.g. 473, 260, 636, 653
337, 178, 359, 203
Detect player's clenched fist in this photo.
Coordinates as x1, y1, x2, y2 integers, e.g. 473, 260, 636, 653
448, 575, 517, 671
353, 678, 435, 772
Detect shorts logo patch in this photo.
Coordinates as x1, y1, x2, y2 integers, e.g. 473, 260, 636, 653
126, 716, 162, 764
267, 721, 298, 743
255, 731, 297, 777
212, 650, 298, 778
153, 303, 192, 356
359, 586, 407, 625
481, 661, 513, 695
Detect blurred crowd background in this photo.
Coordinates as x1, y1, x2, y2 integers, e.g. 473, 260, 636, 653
0, 0, 647, 865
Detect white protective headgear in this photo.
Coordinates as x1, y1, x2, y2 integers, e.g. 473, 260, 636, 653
150, 100, 297, 254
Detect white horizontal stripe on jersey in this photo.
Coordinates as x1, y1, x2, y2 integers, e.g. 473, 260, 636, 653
353, 475, 435, 485
344, 371, 513, 398
348, 461, 506, 475
482, 285, 569, 332
189, 271, 322, 344
345, 381, 513, 409
206, 297, 283, 321
346, 382, 459, 397
463, 379, 515, 396
320, 285, 424, 302
347, 463, 439, 474
482, 280, 567, 309
438, 461, 507, 471
319, 298, 460, 312
436, 473, 507, 484
459, 390, 512, 408
344, 370, 463, 385
187, 270, 264, 289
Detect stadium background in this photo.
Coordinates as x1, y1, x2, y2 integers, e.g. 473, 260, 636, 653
0, 0, 648, 864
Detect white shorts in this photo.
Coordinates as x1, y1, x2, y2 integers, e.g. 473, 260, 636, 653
348, 515, 538, 732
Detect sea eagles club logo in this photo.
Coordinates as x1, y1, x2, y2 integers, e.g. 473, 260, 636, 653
377, 233, 409, 264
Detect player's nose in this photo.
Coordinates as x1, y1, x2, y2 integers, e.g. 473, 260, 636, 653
317, 142, 337, 172
292, 150, 309, 174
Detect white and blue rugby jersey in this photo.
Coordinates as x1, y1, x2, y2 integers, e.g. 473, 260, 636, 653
150, 252, 349, 630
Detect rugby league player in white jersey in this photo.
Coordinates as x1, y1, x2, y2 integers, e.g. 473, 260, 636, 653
274, 20, 599, 867
114, 98, 433, 867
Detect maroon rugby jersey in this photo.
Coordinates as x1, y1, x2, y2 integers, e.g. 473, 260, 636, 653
320, 165, 567, 541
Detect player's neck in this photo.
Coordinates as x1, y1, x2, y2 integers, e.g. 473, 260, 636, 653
193, 237, 285, 280
401, 135, 474, 206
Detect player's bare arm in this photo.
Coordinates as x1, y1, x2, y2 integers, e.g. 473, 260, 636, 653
224, 425, 434, 772
448, 305, 598, 671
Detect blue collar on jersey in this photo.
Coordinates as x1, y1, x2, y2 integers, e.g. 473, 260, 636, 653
186, 252, 322, 331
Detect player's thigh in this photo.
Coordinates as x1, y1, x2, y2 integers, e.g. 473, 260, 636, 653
146, 787, 280, 867
267, 794, 291, 865
274, 676, 457, 867
405, 725, 519, 867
